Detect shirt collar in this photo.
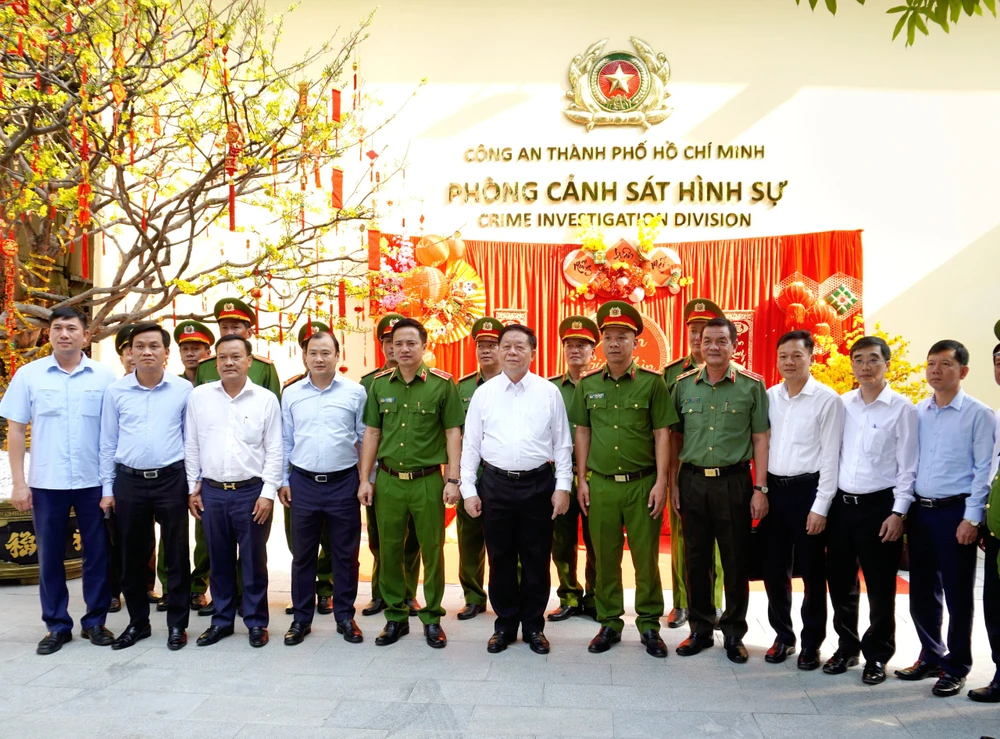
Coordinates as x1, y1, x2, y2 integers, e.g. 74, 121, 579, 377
695, 363, 737, 385
603, 361, 638, 381
778, 375, 818, 399
213, 377, 254, 399
44, 352, 93, 376
928, 388, 966, 411
852, 382, 893, 406
389, 364, 429, 384
306, 373, 341, 392
501, 370, 534, 390
125, 370, 171, 391
560, 371, 578, 387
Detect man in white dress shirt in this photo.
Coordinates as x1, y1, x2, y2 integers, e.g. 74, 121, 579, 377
824, 335, 918, 685
461, 324, 573, 655
762, 330, 844, 669
185, 335, 282, 648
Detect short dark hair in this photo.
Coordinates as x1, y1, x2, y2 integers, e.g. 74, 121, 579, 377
48, 305, 87, 328
215, 334, 253, 356
777, 330, 814, 354
304, 330, 340, 354
849, 336, 891, 362
703, 317, 737, 344
928, 339, 969, 367
390, 317, 427, 344
498, 324, 538, 350
129, 322, 171, 348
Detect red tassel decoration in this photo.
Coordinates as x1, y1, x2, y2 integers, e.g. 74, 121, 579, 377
278, 313, 283, 345
129, 129, 135, 165
367, 230, 381, 270
331, 167, 343, 209
172, 299, 177, 326
338, 280, 346, 318
352, 60, 357, 110
141, 191, 147, 230
331, 89, 341, 122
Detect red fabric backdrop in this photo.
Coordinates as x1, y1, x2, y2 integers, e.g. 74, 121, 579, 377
396, 230, 863, 386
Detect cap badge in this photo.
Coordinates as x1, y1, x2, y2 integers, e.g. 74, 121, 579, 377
483, 321, 493, 330
224, 302, 234, 311
183, 325, 195, 334
571, 320, 582, 330
609, 307, 622, 317
695, 302, 705, 312
388, 318, 399, 327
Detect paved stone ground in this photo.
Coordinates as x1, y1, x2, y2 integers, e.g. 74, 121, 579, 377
1, 513, 999, 738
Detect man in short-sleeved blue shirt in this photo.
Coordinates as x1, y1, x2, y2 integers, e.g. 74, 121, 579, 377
0, 306, 117, 655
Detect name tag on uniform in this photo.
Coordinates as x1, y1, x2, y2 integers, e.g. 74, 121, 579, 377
379, 397, 395, 404
587, 393, 605, 400
681, 398, 702, 414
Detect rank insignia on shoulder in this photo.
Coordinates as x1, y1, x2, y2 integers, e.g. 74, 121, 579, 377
252, 354, 273, 365
374, 368, 394, 378
582, 367, 604, 377
429, 368, 453, 380
737, 367, 763, 382
676, 367, 699, 382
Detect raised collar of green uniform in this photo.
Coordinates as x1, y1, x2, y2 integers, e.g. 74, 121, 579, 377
682, 354, 696, 370
389, 363, 430, 384
559, 370, 579, 386
603, 361, 638, 381
694, 362, 738, 385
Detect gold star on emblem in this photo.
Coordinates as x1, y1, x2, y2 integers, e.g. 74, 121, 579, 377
483, 321, 493, 330
604, 64, 634, 94
695, 302, 705, 312
224, 302, 234, 311
610, 307, 622, 317
572, 321, 582, 330
184, 326, 194, 334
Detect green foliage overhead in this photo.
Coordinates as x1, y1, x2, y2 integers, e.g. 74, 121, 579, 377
795, 0, 997, 45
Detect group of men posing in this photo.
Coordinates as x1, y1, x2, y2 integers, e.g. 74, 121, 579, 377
3, 296, 1000, 704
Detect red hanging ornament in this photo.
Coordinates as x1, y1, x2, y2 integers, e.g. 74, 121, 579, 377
352, 60, 358, 110
338, 280, 346, 318
171, 298, 177, 326
278, 312, 283, 345
331, 88, 341, 122
249, 286, 262, 333
141, 191, 148, 230
224, 120, 243, 231
331, 167, 343, 209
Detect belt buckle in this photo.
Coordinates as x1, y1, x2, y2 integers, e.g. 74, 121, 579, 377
398, 471, 413, 481
143, 470, 158, 479
223, 482, 236, 490
614, 474, 628, 483
315, 474, 328, 483
919, 498, 933, 508
842, 494, 858, 505
704, 468, 720, 478
508, 471, 521, 480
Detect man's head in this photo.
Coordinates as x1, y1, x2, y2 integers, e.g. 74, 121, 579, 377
214, 298, 254, 339
700, 317, 737, 370
776, 330, 814, 385
114, 323, 136, 373
173, 321, 214, 371
597, 301, 641, 367
993, 343, 1000, 387
215, 334, 253, 383
303, 331, 340, 379
558, 316, 598, 371
683, 298, 724, 363
470, 317, 501, 375
688, 321, 708, 364
390, 318, 427, 371
926, 339, 969, 395
376, 313, 404, 368
849, 336, 891, 390
49, 306, 90, 357
497, 324, 537, 378
130, 323, 170, 372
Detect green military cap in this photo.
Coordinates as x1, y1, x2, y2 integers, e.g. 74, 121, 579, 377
115, 324, 136, 355
173, 320, 215, 347
596, 300, 643, 336
470, 316, 501, 342
297, 320, 330, 347
213, 297, 254, 325
376, 313, 405, 340
994, 319, 1000, 342
558, 315, 599, 344
683, 298, 725, 324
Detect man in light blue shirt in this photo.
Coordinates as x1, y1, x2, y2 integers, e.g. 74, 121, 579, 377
278, 331, 367, 646
0, 305, 117, 654
895, 340, 995, 697
99, 323, 193, 651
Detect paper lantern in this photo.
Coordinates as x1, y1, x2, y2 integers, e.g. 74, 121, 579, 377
805, 300, 838, 328
814, 322, 832, 336
785, 303, 806, 328
778, 281, 815, 312
447, 237, 466, 264
415, 235, 449, 267
403, 266, 446, 304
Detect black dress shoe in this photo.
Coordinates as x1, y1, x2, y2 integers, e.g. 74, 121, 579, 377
336, 619, 363, 643
190, 593, 209, 611
284, 621, 312, 645
931, 673, 965, 697
317, 596, 334, 615
588, 626, 622, 653
765, 641, 795, 664
823, 651, 860, 675
667, 607, 688, 629
375, 620, 409, 646
248, 627, 269, 648
147, 590, 160, 603
524, 631, 550, 655
862, 661, 887, 685
406, 598, 421, 617
109, 596, 122, 613
36, 631, 72, 655
197, 601, 216, 617
156, 597, 169, 613
640, 629, 668, 658
487, 631, 510, 653
81, 625, 116, 647
894, 659, 944, 681
362, 598, 387, 616
424, 623, 447, 649
968, 679, 1000, 702
725, 636, 749, 664
457, 603, 486, 620
547, 605, 580, 622
797, 648, 821, 671
676, 631, 715, 657
581, 606, 598, 621
196, 625, 234, 646
167, 627, 187, 651
112, 622, 152, 650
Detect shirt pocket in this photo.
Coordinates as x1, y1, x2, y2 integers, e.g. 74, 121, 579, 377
241, 416, 264, 444
789, 416, 818, 447
413, 400, 439, 429
80, 390, 103, 418
863, 427, 889, 456
36, 389, 64, 417
724, 401, 748, 431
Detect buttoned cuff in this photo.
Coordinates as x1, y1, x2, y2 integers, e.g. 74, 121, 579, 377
188, 480, 199, 495
282, 473, 291, 488
810, 495, 833, 517
963, 505, 984, 524
461, 482, 478, 500
101, 484, 114, 499
260, 483, 277, 501
892, 497, 912, 515
555, 476, 573, 493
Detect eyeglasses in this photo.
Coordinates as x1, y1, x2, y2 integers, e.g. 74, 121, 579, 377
851, 358, 885, 368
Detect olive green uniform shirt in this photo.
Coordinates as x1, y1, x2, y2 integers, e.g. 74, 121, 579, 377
360, 366, 386, 394
194, 355, 282, 399
457, 371, 488, 421
663, 354, 697, 391
363, 363, 464, 469
568, 362, 678, 477
551, 372, 582, 462
670, 362, 769, 467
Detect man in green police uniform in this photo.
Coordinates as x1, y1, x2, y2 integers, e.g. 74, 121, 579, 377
191, 298, 281, 617
663, 298, 726, 629
569, 301, 677, 658
453, 316, 503, 620
358, 318, 464, 648
359, 313, 421, 617
547, 315, 599, 622
671, 316, 769, 664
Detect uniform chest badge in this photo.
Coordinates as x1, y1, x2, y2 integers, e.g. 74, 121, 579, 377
587, 393, 606, 400
380, 397, 395, 404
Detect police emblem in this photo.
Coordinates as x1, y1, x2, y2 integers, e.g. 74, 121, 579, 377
388, 318, 399, 327
483, 321, 493, 330
224, 302, 234, 311
571, 321, 582, 330
695, 302, 705, 312
565, 37, 671, 130
609, 307, 622, 317
183, 325, 195, 334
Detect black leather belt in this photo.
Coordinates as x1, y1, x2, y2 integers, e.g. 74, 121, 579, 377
483, 461, 552, 480
117, 460, 185, 479
592, 466, 656, 483
837, 488, 892, 505
768, 471, 820, 487
914, 493, 969, 509
378, 463, 440, 481
291, 465, 356, 484
204, 477, 262, 490
681, 461, 750, 478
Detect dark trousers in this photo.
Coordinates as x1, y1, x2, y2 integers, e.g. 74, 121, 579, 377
201, 481, 272, 629
761, 472, 827, 651
113, 467, 191, 629
106, 516, 156, 598
678, 467, 752, 639
290, 468, 361, 623
826, 488, 902, 664
907, 499, 977, 677
32, 486, 109, 633
480, 465, 555, 637
983, 534, 1000, 681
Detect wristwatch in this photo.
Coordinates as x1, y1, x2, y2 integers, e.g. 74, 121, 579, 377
447, 478, 461, 485
753, 485, 768, 495
892, 511, 907, 520
965, 519, 981, 528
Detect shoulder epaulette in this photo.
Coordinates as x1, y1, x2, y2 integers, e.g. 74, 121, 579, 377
374, 367, 394, 379
639, 366, 663, 376
429, 368, 453, 381
582, 367, 604, 378
197, 355, 215, 365
252, 354, 273, 365
282, 373, 305, 390
676, 367, 700, 382
459, 371, 478, 383
737, 367, 764, 382
664, 357, 685, 368
361, 368, 378, 379
547, 374, 563, 382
